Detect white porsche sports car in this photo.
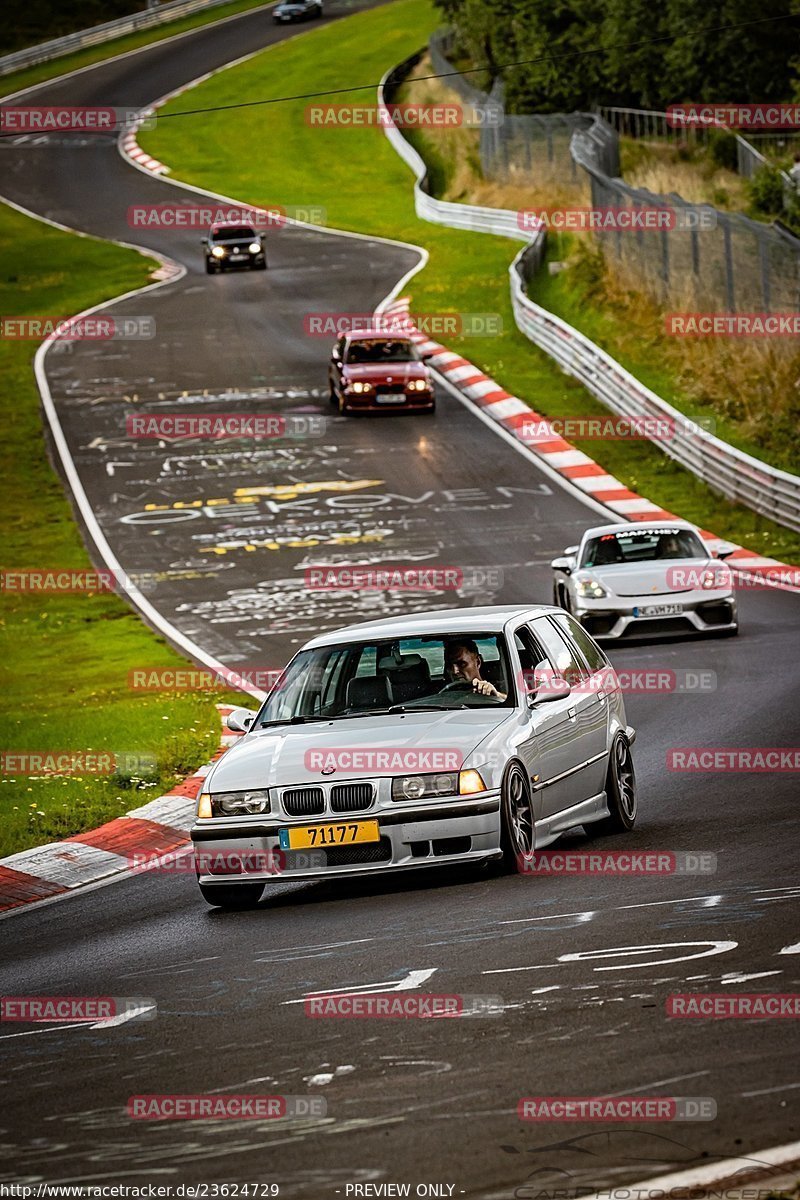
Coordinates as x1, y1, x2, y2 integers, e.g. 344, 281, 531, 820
551, 520, 738, 641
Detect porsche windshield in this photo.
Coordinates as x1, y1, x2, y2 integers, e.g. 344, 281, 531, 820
256, 633, 514, 725
581, 528, 707, 568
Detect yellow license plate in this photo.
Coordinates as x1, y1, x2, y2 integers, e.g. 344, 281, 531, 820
279, 820, 380, 850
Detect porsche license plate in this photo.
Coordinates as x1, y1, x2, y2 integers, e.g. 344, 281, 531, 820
637, 603, 683, 617
279, 820, 380, 850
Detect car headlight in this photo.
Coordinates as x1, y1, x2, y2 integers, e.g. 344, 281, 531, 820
350, 381, 372, 393
407, 379, 429, 392
701, 568, 731, 590
248, 241, 262, 253
391, 770, 486, 801
211, 246, 226, 258
208, 789, 270, 816
576, 577, 608, 599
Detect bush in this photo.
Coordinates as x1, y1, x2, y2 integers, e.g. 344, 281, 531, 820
707, 129, 738, 172
747, 165, 786, 217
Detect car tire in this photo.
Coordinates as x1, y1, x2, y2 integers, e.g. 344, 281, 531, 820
593, 734, 637, 835
198, 882, 264, 909
205, 260, 217, 274
255, 258, 267, 270
338, 392, 350, 416
500, 761, 535, 873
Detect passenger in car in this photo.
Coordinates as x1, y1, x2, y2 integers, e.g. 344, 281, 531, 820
443, 638, 507, 701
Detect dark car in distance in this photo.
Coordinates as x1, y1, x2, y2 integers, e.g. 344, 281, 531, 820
273, 0, 322, 22
203, 223, 267, 273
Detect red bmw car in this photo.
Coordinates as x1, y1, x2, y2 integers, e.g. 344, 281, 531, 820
328, 331, 435, 414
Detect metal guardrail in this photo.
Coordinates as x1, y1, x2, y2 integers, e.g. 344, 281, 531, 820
380, 57, 531, 243
381, 50, 800, 534
510, 245, 800, 533
0, 0, 246, 77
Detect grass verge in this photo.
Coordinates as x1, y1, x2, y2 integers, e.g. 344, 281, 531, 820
0, 203, 240, 857
140, 0, 800, 564
0, 0, 271, 100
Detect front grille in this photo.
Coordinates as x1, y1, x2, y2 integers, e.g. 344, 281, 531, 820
324, 838, 392, 866
624, 617, 694, 636
282, 787, 325, 816
330, 782, 374, 812
582, 613, 617, 636
697, 601, 733, 626
433, 837, 471, 857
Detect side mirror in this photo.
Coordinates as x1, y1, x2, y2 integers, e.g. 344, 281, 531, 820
529, 676, 571, 706
715, 543, 736, 560
331, 346, 341, 362
226, 707, 257, 733
419, 349, 436, 362
551, 555, 576, 575
201, 237, 208, 244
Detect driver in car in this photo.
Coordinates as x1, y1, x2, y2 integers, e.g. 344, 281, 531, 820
443, 639, 507, 701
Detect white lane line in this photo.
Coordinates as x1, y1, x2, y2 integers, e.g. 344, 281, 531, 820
0, 1022, 94, 1040
283, 967, 438, 1004
741, 1082, 800, 1097
92, 1001, 156, 1027
720, 970, 782, 983
779, 942, 800, 954
499, 895, 725, 927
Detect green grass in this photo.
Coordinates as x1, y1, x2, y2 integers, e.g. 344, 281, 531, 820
0, 0, 271, 99
0, 204, 243, 857
140, 0, 800, 565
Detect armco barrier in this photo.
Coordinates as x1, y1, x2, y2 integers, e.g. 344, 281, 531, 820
380, 52, 800, 535
380, 57, 529, 243
0, 0, 251, 77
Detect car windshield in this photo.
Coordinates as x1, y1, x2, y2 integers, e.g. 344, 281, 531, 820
255, 632, 514, 726
211, 226, 255, 240
345, 338, 418, 364
581, 527, 707, 567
